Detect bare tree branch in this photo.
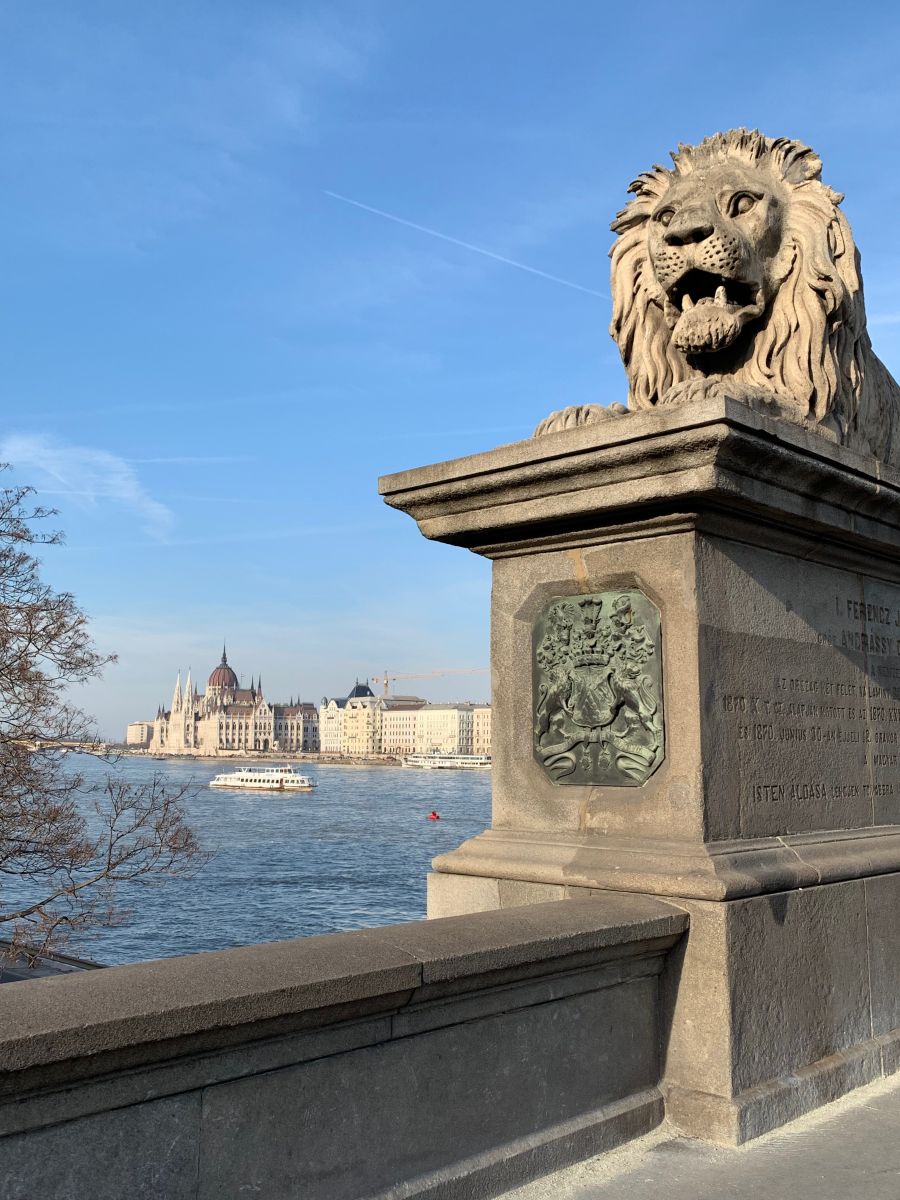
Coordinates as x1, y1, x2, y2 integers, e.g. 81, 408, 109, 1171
0, 469, 210, 960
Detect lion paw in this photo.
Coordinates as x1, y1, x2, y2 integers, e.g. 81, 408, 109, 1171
533, 403, 627, 438
658, 379, 724, 407
660, 378, 797, 418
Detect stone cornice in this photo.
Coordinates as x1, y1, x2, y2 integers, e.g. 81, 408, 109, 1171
432, 825, 900, 901
379, 398, 900, 559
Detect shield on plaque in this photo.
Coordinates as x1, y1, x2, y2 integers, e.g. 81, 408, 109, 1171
532, 590, 664, 786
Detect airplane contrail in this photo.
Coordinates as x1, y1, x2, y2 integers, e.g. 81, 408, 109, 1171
324, 190, 607, 299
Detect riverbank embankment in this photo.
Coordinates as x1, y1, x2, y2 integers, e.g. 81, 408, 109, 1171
109, 748, 402, 769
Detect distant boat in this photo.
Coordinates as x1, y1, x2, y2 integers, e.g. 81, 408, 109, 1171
402, 754, 491, 771
209, 764, 317, 792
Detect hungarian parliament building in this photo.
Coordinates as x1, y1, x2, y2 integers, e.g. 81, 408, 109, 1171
127, 649, 491, 758
138, 649, 319, 756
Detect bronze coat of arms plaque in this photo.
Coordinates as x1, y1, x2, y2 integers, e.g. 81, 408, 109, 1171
533, 590, 664, 785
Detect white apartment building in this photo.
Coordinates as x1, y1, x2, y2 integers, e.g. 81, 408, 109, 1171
379, 698, 425, 756
414, 704, 474, 755
318, 698, 346, 753
342, 693, 380, 757
126, 721, 154, 747
319, 681, 375, 754
472, 704, 492, 756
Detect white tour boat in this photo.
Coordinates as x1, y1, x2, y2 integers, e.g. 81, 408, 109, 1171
402, 753, 491, 771
209, 764, 317, 792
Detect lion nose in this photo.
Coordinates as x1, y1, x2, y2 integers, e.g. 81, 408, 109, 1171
663, 209, 715, 247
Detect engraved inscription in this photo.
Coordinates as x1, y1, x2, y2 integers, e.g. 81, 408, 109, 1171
533, 591, 664, 786
717, 589, 900, 811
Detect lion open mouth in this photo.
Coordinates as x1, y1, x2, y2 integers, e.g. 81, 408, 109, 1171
669, 269, 759, 312
664, 269, 765, 355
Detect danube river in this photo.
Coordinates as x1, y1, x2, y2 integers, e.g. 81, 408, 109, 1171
70, 755, 491, 965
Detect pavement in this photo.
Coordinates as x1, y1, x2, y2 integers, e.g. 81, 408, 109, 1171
504, 1074, 900, 1199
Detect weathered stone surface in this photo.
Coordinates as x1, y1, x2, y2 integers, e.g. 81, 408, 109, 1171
0, 899, 686, 1200
429, 827, 900, 903
379, 397, 900, 559
865, 872, 900, 1038
0, 898, 686, 1101
431, 879, 890, 1146
387, 404, 900, 901
0, 1016, 395, 1140
695, 537, 900, 840
1, 1094, 201, 1200
485, 531, 702, 845
0, 927, 424, 1093
667, 883, 870, 1100
198, 975, 661, 1200
499, 878, 571, 907
426, 870, 502, 918
356, 895, 687, 1004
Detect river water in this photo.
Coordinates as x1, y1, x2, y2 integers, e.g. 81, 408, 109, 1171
66, 755, 491, 965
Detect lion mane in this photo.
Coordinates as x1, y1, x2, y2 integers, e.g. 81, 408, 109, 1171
605, 129, 900, 463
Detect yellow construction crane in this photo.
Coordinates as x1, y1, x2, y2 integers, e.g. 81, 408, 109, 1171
375, 667, 490, 697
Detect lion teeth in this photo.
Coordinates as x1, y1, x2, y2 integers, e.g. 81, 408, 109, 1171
715, 285, 728, 306
681, 294, 694, 311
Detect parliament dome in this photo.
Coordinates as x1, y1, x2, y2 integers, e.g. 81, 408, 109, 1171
208, 648, 239, 691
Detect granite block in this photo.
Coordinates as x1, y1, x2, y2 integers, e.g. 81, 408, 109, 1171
0, 1093, 200, 1200
198, 973, 661, 1199
865, 872, 900, 1038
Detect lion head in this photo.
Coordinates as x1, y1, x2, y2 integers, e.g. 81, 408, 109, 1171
608, 129, 900, 460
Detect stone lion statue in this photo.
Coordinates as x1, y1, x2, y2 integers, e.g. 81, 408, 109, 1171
536, 129, 900, 463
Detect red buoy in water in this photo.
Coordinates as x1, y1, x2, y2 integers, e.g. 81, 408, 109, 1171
428, 810, 440, 821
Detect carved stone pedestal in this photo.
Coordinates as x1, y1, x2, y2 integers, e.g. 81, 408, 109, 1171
380, 396, 900, 1143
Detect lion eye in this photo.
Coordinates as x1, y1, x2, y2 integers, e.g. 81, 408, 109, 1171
655, 208, 675, 227
728, 192, 758, 217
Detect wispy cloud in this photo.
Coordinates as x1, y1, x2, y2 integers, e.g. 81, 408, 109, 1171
324, 191, 608, 299
870, 312, 900, 327
0, 434, 174, 540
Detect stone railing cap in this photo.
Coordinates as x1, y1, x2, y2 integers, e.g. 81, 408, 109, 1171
0, 897, 687, 1078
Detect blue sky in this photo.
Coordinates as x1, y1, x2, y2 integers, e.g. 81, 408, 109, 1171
1, 1, 899, 736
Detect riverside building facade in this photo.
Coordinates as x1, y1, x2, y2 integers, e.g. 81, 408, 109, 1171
126, 721, 154, 747
341, 688, 381, 757
379, 698, 426, 756
133, 659, 489, 759
140, 649, 319, 756
318, 682, 376, 755
414, 704, 476, 756
472, 704, 492, 757
317, 687, 487, 758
